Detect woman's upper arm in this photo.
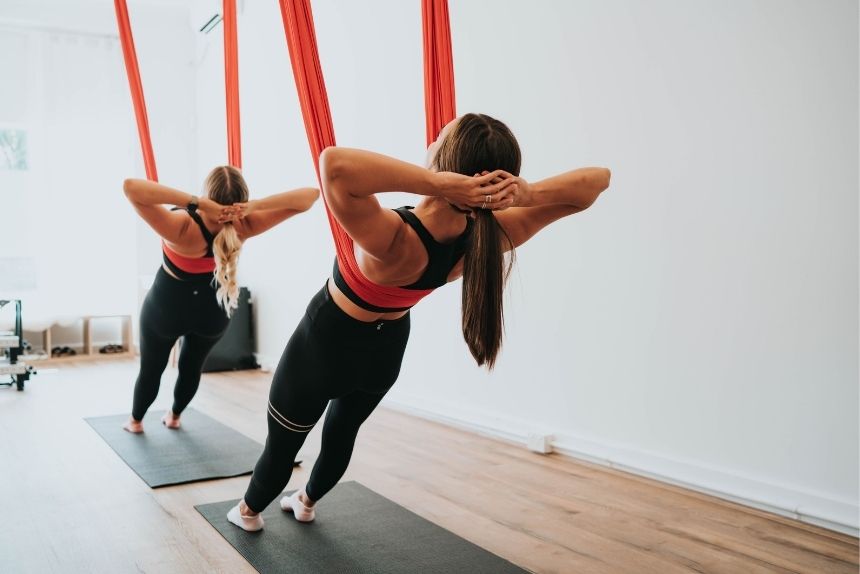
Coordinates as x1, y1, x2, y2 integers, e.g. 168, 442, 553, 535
237, 209, 301, 240
327, 196, 405, 261
131, 204, 189, 243
495, 204, 585, 249
320, 156, 404, 260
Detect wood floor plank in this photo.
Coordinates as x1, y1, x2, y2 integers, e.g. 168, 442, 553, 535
0, 359, 855, 574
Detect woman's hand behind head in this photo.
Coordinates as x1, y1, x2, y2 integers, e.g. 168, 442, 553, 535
198, 196, 228, 220
218, 201, 256, 223
435, 169, 518, 210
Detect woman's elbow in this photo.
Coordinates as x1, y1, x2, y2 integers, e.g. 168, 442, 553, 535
596, 168, 611, 192
319, 147, 345, 186
122, 178, 137, 198
575, 168, 611, 210
302, 188, 321, 211
589, 168, 611, 203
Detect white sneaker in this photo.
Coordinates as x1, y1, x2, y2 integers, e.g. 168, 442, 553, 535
279, 490, 316, 522
227, 504, 264, 532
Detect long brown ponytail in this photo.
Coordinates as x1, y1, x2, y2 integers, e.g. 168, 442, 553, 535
204, 166, 249, 317
432, 114, 521, 368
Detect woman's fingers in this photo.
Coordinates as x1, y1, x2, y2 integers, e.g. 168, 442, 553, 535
469, 187, 517, 209
473, 169, 507, 187
484, 178, 517, 202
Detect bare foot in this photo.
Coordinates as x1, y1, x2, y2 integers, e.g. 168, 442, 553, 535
123, 417, 144, 433
161, 410, 181, 429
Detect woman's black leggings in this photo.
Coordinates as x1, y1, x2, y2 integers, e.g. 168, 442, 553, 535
244, 282, 410, 512
131, 267, 230, 421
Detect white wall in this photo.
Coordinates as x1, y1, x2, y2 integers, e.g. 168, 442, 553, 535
1, 0, 197, 346
197, 0, 858, 534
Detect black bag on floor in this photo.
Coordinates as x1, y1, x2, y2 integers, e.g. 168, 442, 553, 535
200, 287, 259, 372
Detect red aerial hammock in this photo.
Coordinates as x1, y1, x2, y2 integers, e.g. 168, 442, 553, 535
223, 0, 242, 168
421, 0, 456, 145
116, 0, 242, 275
277, 0, 456, 310
114, 0, 243, 176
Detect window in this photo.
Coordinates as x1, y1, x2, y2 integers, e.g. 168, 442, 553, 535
0, 128, 28, 171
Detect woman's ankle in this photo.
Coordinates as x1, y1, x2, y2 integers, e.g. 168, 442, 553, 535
239, 499, 259, 517
298, 490, 316, 508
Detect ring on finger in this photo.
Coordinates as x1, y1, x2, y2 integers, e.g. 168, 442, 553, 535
485, 194, 492, 204
480, 201, 487, 210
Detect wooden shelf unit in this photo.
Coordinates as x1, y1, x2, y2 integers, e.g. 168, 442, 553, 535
31, 315, 135, 363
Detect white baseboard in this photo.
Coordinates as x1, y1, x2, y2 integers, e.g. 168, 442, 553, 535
254, 353, 276, 373
383, 392, 859, 537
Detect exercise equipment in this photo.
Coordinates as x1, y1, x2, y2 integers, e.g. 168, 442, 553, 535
197, 481, 528, 574
115, 0, 242, 178
86, 409, 262, 488
0, 299, 37, 391
201, 287, 258, 372
276, 0, 456, 310
422, 0, 457, 143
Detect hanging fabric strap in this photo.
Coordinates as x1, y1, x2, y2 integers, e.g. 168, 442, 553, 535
422, 0, 456, 144
223, 0, 242, 168
278, 0, 458, 310
116, 0, 242, 176
278, 0, 434, 310
114, 0, 158, 181
276, 0, 336, 175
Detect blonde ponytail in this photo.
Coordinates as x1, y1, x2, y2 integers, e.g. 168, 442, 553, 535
213, 223, 243, 317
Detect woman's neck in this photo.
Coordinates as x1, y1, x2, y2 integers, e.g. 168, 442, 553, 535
414, 197, 471, 241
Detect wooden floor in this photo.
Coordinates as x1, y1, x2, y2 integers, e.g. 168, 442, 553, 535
0, 359, 856, 574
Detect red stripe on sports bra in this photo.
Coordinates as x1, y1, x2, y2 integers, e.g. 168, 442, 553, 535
162, 241, 216, 274
336, 241, 433, 309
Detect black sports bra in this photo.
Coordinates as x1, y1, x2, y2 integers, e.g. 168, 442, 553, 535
162, 205, 217, 281
332, 206, 473, 312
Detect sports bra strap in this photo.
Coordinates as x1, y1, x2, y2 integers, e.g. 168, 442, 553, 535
171, 205, 215, 255
393, 207, 437, 249
185, 205, 216, 245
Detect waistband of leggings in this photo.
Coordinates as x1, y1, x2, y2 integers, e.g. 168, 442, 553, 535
306, 281, 410, 338
154, 266, 217, 290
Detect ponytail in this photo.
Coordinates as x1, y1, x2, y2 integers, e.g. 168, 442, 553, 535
213, 223, 243, 317
461, 209, 514, 369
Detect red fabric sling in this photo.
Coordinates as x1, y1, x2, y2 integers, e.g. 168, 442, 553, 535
422, 0, 457, 144
115, 0, 158, 181
115, 0, 243, 272
223, 0, 242, 168
277, 0, 456, 310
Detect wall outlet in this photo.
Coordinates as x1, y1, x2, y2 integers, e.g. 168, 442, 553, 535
527, 433, 554, 454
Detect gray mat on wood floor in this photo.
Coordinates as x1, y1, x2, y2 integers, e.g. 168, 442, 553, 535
85, 409, 262, 488
195, 481, 530, 574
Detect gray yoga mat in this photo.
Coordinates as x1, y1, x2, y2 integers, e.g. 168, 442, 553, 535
85, 409, 263, 488
196, 481, 530, 574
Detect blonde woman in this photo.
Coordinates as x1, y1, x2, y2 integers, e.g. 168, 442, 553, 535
122, 166, 319, 433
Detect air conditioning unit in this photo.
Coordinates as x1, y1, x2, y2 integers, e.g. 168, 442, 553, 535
190, 0, 244, 34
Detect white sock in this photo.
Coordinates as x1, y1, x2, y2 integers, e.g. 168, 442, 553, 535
227, 504, 264, 532
279, 490, 315, 522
